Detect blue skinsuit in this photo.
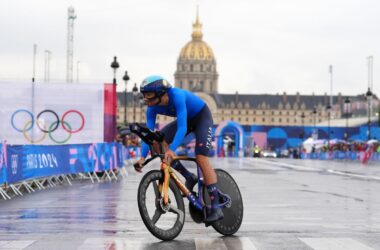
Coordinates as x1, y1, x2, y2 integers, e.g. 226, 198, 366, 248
141, 88, 205, 157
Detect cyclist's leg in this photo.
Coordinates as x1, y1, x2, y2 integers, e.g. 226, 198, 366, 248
161, 121, 197, 187
193, 105, 223, 222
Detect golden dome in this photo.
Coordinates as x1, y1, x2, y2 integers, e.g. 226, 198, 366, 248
179, 9, 215, 61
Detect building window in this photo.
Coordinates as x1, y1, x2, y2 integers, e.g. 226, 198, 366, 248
263, 111, 266, 115
190, 64, 193, 72
200, 64, 203, 72
253, 118, 256, 122
272, 111, 274, 115
271, 118, 274, 122
180, 81, 183, 88
279, 111, 282, 115
279, 118, 282, 122
182, 64, 185, 71
262, 118, 265, 122
286, 118, 289, 122
246, 117, 249, 122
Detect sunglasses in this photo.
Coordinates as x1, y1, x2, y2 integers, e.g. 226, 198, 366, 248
143, 94, 159, 102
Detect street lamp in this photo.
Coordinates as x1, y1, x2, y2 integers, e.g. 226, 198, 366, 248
312, 107, 317, 128
366, 88, 373, 140
122, 71, 130, 125
132, 83, 139, 123
344, 97, 351, 140
110, 56, 119, 84
326, 104, 331, 148
301, 112, 305, 140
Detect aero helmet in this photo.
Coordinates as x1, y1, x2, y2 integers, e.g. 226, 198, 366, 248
140, 75, 172, 98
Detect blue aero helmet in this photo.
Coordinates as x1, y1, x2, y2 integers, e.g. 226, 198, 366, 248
140, 75, 172, 98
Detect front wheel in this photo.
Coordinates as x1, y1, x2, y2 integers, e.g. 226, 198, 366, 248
137, 170, 185, 241
204, 169, 244, 235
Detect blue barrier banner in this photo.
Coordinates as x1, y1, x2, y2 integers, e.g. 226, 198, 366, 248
0, 143, 6, 184
5, 142, 127, 184
303, 151, 380, 162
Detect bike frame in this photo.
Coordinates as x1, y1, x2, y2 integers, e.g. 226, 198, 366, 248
160, 156, 204, 211
128, 123, 230, 212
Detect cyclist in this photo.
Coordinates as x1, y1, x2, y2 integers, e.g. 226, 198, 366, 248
134, 75, 223, 223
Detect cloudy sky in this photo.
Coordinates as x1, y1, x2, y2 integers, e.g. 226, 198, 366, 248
0, 0, 379, 96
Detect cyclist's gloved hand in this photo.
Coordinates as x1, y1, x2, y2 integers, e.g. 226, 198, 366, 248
134, 157, 145, 173
164, 149, 176, 165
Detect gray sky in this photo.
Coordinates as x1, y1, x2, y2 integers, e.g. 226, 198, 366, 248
0, 0, 379, 96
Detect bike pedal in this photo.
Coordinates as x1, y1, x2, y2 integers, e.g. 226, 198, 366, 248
204, 222, 212, 227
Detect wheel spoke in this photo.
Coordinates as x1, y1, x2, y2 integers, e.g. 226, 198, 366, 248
169, 205, 184, 224
151, 209, 162, 224
152, 180, 161, 198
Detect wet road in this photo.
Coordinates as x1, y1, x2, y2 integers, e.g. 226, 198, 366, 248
0, 158, 380, 250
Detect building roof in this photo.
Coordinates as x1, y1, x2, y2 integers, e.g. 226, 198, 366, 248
178, 9, 215, 61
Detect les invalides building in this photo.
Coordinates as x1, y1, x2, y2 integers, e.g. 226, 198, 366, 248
117, 12, 377, 128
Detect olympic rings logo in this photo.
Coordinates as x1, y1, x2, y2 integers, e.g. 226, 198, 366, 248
11, 109, 85, 144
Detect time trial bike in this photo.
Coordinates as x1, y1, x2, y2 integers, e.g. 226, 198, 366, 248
129, 123, 243, 241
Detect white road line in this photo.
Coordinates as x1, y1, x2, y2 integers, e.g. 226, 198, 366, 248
249, 158, 318, 172
229, 237, 258, 250
299, 237, 374, 250
77, 238, 144, 250
195, 238, 228, 250
196, 237, 258, 250
0, 240, 36, 249
253, 158, 380, 181
326, 169, 380, 181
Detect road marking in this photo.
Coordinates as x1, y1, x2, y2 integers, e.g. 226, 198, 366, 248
0, 240, 35, 249
254, 158, 380, 181
195, 238, 228, 250
326, 169, 380, 181
195, 237, 258, 250
299, 237, 374, 250
77, 238, 144, 250
224, 237, 258, 250
249, 158, 318, 172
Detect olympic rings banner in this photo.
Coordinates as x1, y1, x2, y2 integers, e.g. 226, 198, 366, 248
0, 142, 129, 185
0, 82, 113, 145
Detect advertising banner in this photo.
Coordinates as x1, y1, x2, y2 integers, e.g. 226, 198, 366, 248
0, 82, 105, 145
4, 142, 124, 185
0, 143, 6, 184
103, 83, 117, 142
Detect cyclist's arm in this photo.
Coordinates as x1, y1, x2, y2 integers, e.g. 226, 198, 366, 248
141, 107, 157, 158
169, 92, 187, 152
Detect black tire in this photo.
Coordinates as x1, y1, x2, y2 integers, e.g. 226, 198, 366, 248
137, 170, 185, 241
204, 169, 244, 235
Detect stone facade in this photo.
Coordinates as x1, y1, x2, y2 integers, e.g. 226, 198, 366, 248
116, 12, 379, 127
